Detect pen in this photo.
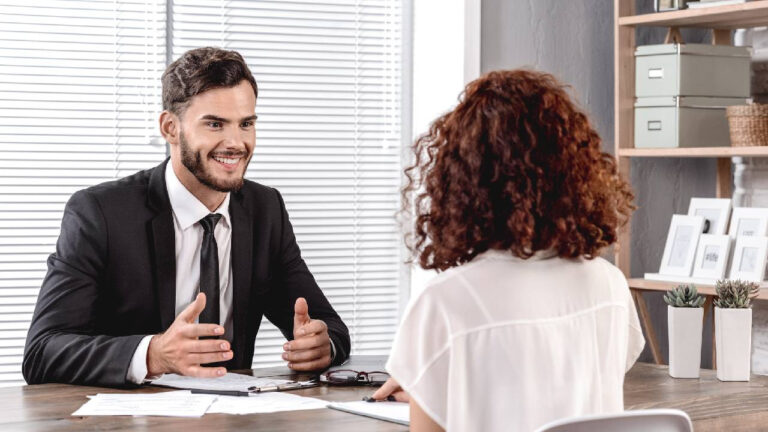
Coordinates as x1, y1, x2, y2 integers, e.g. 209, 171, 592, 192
190, 389, 250, 397
362, 395, 396, 402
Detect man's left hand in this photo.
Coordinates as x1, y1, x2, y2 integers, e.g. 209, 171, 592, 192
284, 297, 332, 371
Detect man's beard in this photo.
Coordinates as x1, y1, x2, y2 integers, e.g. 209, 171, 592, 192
179, 131, 249, 193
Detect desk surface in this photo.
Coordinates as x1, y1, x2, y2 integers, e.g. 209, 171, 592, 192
624, 363, 768, 431
4, 362, 768, 431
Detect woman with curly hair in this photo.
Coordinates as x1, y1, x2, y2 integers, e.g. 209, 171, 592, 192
371, 69, 645, 431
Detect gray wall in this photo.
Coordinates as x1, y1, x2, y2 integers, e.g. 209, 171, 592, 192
481, 0, 716, 366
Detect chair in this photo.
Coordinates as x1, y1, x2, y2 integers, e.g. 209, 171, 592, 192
534, 409, 693, 432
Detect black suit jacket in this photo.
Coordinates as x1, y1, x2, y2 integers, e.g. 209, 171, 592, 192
22, 159, 350, 387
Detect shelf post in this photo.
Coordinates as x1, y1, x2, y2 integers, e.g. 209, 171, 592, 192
615, 0, 635, 277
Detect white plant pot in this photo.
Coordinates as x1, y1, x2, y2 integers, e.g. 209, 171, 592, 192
667, 306, 703, 378
715, 307, 752, 382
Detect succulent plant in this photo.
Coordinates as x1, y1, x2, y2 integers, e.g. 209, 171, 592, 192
714, 279, 760, 309
664, 284, 706, 308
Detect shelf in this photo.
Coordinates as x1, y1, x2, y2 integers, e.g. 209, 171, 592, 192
618, 146, 768, 158
619, 1, 768, 29
628, 278, 768, 299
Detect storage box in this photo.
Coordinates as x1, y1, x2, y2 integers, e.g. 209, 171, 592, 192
635, 96, 747, 148
635, 44, 751, 98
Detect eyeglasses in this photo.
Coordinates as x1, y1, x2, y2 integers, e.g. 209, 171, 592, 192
321, 369, 390, 386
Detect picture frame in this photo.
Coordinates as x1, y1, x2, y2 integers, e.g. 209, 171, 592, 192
692, 234, 732, 279
727, 207, 768, 239
728, 236, 768, 283
654, 0, 687, 11
688, 197, 732, 235
659, 214, 706, 277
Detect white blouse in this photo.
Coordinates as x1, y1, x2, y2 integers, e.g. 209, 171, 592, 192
386, 250, 645, 432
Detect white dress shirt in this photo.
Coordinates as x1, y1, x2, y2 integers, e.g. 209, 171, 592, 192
126, 163, 234, 383
386, 250, 645, 431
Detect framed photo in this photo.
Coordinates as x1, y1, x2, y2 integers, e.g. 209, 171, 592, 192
728, 207, 768, 239
688, 198, 732, 235
692, 234, 732, 279
660, 214, 706, 277
729, 236, 768, 283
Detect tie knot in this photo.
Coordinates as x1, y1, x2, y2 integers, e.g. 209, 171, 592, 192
199, 213, 222, 233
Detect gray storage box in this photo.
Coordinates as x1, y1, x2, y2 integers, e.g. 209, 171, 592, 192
635, 44, 751, 98
634, 96, 747, 148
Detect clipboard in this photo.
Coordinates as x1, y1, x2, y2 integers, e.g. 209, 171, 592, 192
149, 372, 318, 396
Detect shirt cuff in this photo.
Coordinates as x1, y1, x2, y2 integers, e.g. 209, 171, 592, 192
329, 338, 337, 363
126, 335, 155, 384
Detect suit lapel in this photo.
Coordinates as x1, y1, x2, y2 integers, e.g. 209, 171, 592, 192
148, 159, 177, 331
230, 192, 253, 367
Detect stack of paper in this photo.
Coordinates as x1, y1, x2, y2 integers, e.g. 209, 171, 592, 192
151, 372, 291, 392
327, 400, 409, 426
72, 391, 216, 417
72, 390, 329, 417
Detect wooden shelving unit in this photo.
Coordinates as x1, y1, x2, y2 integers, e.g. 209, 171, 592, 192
614, 0, 768, 366
629, 278, 768, 298
619, 146, 768, 158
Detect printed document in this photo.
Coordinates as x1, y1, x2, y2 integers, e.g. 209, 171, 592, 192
72, 391, 216, 417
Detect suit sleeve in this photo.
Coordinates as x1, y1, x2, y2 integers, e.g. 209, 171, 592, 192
262, 189, 351, 366
22, 190, 145, 387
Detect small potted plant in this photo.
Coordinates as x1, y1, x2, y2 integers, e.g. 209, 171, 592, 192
714, 279, 760, 382
664, 284, 705, 378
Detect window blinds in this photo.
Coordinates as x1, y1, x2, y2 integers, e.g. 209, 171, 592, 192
0, 0, 167, 387
171, 0, 404, 368
0, 0, 404, 385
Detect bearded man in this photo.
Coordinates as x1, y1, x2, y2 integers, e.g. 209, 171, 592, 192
22, 47, 350, 387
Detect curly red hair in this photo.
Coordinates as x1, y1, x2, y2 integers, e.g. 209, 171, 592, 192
403, 69, 635, 271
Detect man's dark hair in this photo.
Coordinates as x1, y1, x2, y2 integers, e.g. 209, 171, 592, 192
162, 47, 258, 115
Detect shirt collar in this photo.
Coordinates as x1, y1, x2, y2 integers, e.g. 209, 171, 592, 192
476, 248, 558, 261
165, 162, 231, 231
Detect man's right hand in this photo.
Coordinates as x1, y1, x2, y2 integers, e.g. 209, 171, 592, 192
146, 293, 232, 377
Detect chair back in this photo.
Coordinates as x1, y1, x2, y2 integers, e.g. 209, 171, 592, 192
534, 409, 693, 432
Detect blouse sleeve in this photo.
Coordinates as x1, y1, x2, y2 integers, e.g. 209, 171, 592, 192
623, 278, 646, 372
385, 286, 452, 429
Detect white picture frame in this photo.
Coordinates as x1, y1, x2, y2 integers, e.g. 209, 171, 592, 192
727, 207, 768, 239
729, 236, 768, 283
688, 198, 732, 235
692, 234, 732, 280
659, 214, 706, 277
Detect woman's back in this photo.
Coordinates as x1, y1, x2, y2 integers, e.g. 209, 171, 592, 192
386, 250, 645, 431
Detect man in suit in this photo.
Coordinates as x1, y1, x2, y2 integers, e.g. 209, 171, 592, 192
22, 47, 350, 387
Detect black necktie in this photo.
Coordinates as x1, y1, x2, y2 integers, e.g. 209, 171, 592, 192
199, 213, 222, 326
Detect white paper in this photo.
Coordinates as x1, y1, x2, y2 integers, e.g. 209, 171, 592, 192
151, 372, 291, 392
327, 400, 409, 426
206, 392, 328, 415
72, 391, 216, 417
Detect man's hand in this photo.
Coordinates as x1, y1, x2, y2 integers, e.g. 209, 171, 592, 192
146, 293, 232, 377
283, 297, 332, 371
371, 377, 410, 402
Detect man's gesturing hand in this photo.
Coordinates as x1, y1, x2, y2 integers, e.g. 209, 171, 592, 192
146, 293, 232, 377
283, 297, 332, 371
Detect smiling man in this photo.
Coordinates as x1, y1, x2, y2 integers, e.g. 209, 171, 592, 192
22, 47, 350, 387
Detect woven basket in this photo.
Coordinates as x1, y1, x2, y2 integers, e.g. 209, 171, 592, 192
726, 104, 768, 147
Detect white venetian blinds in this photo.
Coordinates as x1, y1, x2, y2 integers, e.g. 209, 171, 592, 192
171, 0, 404, 367
0, 0, 167, 387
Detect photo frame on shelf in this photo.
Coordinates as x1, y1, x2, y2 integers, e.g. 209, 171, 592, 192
727, 207, 768, 239
659, 214, 706, 277
692, 234, 732, 279
728, 236, 768, 283
688, 198, 732, 235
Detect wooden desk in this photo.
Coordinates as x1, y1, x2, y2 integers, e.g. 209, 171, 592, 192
5, 362, 767, 431
1, 366, 408, 432
625, 362, 768, 431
